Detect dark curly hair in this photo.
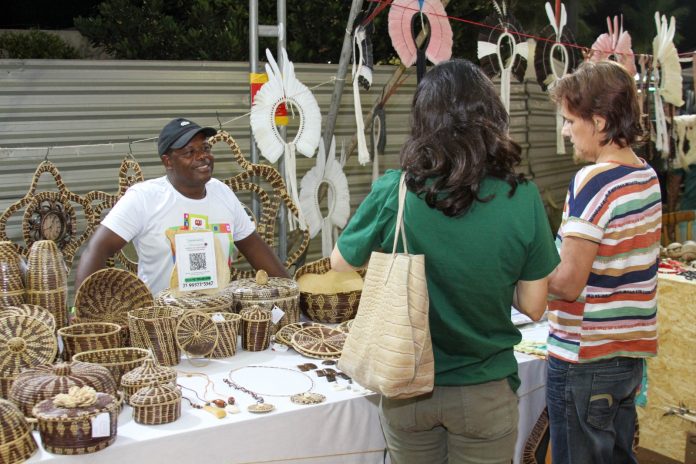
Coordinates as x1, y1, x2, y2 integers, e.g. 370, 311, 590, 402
400, 59, 525, 217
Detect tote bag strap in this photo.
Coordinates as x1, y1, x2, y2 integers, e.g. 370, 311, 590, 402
391, 172, 409, 255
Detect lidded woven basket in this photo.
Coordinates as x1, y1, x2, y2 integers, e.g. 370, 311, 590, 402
155, 285, 236, 314
72, 347, 151, 386
58, 322, 122, 361
294, 257, 365, 323
127, 306, 184, 366
211, 312, 241, 358
227, 270, 299, 332
25, 240, 69, 329
0, 241, 26, 308
0, 398, 38, 463
33, 388, 119, 455
9, 362, 117, 418
0, 304, 56, 333
120, 358, 177, 405
240, 304, 272, 352
130, 382, 181, 425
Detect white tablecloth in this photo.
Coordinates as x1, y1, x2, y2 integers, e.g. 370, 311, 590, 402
29, 326, 549, 464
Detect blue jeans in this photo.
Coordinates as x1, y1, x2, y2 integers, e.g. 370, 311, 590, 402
546, 356, 643, 464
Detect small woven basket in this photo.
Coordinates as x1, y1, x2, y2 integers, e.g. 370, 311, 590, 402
294, 258, 364, 323
0, 304, 56, 333
72, 347, 151, 386
130, 382, 181, 425
240, 305, 272, 352
58, 322, 122, 361
9, 362, 118, 418
128, 306, 184, 366
120, 358, 177, 405
211, 312, 241, 358
0, 398, 38, 464
25, 240, 69, 329
0, 241, 26, 308
33, 390, 119, 455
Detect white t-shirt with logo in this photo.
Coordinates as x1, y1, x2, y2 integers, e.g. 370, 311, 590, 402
101, 176, 254, 294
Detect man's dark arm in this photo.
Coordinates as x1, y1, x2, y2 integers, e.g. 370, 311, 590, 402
75, 225, 128, 289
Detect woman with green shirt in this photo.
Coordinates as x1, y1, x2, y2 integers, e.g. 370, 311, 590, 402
331, 59, 559, 463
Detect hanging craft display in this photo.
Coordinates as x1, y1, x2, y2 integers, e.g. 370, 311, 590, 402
299, 136, 350, 257
652, 12, 684, 157
673, 115, 696, 170
588, 16, 636, 76
353, 24, 375, 166
388, 0, 453, 81
250, 48, 321, 231
371, 105, 387, 182
353, 23, 375, 92
477, 0, 529, 116
534, 2, 580, 155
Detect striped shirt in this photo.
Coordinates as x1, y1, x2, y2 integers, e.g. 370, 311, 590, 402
547, 160, 661, 363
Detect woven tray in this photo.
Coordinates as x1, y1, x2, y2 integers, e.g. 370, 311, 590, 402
175, 312, 219, 358
211, 312, 241, 358
291, 326, 346, 360
120, 358, 177, 405
0, 398, 38, 463
72, 347, 151, 386
25, 240, 69, 329
128, 306, 184, 366
58, 322, 122, 361
0, 304, 56, 333
294, 257, 364, 323
0, 315, 57, 381
130, 382, 181, 425
0, 241, 26, 308
274, 321, 326, 346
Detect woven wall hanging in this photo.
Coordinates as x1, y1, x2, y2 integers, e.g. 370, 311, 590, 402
477, 0, 529, 116
250, 48, 321, 231
588, 16, 636, 76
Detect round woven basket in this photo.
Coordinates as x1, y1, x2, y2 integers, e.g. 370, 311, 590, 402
155, 285, 236, 314
0, 304, 56, 333
294, 257, 364, 323
130, 382, 181, 425
0, 398, 38, 463
240, 305, 272, 352
25, 240, 69, 329
211, 312, 241, 358
0, 241, 26, 308
58, 322, 122, 361
72, 347, 151, 386
128, 306, 184, 366
120, 358, 177, 405
9, 362, 117, 418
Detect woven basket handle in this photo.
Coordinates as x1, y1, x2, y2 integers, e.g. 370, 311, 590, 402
391, 172, 409, 255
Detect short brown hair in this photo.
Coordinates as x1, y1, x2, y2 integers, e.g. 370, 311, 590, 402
551, 61, 644, 148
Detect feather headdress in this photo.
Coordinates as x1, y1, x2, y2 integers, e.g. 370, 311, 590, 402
588, 16, 636, 76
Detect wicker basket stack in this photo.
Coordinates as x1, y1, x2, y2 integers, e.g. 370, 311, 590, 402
210, 312, 241, 358
120, 358, 177, 405
0, 398, 38, 463
130, 382, 181, 425
72, 347, 151, 386
58, 322, 122, 361
0, 304, 55, 333
9, 362, 117, 418
240, 305, 272, 352
128, 306, 184, 366
25, 240, 69, 329
0, 241, 25, 308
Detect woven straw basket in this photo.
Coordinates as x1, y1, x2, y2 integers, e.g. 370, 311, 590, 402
72, 347, 151, 386
0, 304, 56, 333
25, 240, 69, 329
130, 382, 181, 425
0, 241, 26, 308
211, 312, 241, 358
120, 358, 177, 405
58, 322, 122, 361
240, 305, 272, 352
0, 398, 38, 464
33, 391, 119, 455
294, 258, 364, 323
9, 362, 117, 418
128, 306, 184, 366
155, 286, 236, 314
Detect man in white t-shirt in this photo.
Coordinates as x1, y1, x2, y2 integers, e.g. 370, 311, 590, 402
76, 117, 289, 295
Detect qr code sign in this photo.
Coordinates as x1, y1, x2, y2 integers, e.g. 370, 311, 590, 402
189, 252, 207, 271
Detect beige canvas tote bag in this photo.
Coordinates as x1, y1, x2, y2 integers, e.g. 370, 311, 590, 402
338, 173, 434, 399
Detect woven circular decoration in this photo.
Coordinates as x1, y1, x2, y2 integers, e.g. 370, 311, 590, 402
0, 398, 38, 463
274, 321, 326, 346
0, 315, 57, 377
290, 326, 346, 360
175, 312, 218, 358
75, 268, 154, 327
0, 304, 56, 333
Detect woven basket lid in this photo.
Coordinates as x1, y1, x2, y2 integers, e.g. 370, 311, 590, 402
0, 304, 56, 333
9, 362, 118, 417
228, 270, 299, 301
175, 312, 219, 357
240, 304, 271, 322
121, 358, 177, 390
130, 382, 180, 407
0, 398, 38, 463
32, 391, 117, 421
0, 315, 57, 376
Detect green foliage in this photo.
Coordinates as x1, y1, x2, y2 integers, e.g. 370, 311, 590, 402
0, 29, 80, 59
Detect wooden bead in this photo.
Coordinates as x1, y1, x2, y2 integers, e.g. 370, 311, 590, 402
212, 399, 226, 408
227, 396, 235, 405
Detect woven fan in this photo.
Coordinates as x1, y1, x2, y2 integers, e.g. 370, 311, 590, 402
477, 0, 529, 115
0, 315, 57, 377
250, 47, 321, 231
588, 16, 636, 76
534, 2, 580, 155
652, 12, 684, 157
674, 115, 696, 169
299, 137, 350, 257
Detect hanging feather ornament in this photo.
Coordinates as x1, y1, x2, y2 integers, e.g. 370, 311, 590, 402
673, 115, 696, 170
652, 12, 684, 157
388, 0, 453, 82
250, 48, 322, 230
477, 0, 529, 116
352, 24, 373, 166
299, 137, 351, 257
588, 16, 636, 76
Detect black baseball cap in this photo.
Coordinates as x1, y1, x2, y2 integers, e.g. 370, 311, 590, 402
157, 118, 217, 156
